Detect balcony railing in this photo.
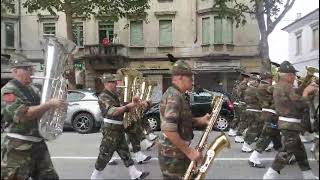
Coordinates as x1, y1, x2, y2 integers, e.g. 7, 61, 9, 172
83, 44, 126, 57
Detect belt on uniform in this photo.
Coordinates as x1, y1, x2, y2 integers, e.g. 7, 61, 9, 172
6, 133, 43, 142
103, 118, 123, 125
163, 133, 191, 145
246, 109, 262, 112
262, 108, 277, 114
234, 101, 245, 105
315, 134, 319, 138
278, 116, 301, 123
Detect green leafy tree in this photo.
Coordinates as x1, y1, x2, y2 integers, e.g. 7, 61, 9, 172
1, 0, 15, 15
2, 0, 149, 89
213, 0, 295, 73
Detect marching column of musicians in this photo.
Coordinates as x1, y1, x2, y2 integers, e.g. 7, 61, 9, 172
1, 53, 319, 180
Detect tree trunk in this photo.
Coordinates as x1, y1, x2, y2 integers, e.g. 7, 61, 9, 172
259, 32, 271, 74
64, 2, 77, 90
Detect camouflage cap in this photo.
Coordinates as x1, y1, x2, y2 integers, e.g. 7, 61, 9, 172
101, 73, 121, 83
171, 60, 194, 76
9, 53, 33, 68
260, 72, 272, 80
278, 61, 298, 73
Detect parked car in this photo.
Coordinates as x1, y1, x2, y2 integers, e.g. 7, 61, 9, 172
65, 89, 103, 133
143, 90, 235, 131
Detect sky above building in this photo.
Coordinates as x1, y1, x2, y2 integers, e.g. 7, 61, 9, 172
268, 0, 319, 63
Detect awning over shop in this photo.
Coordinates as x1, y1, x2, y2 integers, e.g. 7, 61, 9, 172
138, 69, 171, 74
194, 60, 243, 72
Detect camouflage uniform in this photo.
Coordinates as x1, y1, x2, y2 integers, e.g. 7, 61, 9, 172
1, 56, 58, 180
255, 80, 282, 153
158, 60, 194, 180
243, 81, 262, 145
95, 75, 134, 170
1, 81, 58, 179
235, 79, 249, 136
314, 103, 319, 162
271, 76, 311, 172
125, 119, 145, 153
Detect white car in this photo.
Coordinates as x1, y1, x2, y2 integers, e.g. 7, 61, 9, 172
65, 90, 103, 133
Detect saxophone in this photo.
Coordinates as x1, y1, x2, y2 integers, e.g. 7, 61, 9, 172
183, 94, 231, 180
33, 36, 76, 141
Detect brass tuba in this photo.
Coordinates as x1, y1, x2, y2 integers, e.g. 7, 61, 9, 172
33, 36, 76, 141
183, 93, 231, 180
297, 66, 319, 88
117, 68, 143, 128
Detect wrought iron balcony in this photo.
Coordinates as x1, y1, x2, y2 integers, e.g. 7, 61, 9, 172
83, 44, 126, 57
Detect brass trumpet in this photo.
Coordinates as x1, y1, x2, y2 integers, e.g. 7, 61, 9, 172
297, 66, 319, 89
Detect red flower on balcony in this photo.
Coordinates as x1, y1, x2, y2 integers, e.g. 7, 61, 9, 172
102, 37, 110, 46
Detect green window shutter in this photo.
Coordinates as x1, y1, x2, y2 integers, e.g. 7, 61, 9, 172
214, 17, 222, 43
159, 20, 172, 46
5, 23, 14, 47
130, 21, 144, 46
202, 17, 210, 45
72, 22, 84, 47
225, 17, 233, 43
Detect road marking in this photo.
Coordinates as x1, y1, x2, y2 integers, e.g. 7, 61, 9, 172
51, 156, 317, 161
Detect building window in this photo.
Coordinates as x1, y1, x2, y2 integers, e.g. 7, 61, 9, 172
159, 20, 172, 46
5, 23, 15, 48
214, 17, 223, 43
296, 33, 302, 55
130, 21, 144, 46
72, 22, 84, 47
202, 17, 210, 45
98, 22, 114, 44
43, 22, 56, 36
225, 17, 233, 44
312, 27, 319, 50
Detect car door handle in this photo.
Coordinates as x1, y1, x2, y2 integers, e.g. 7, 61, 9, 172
68, 103, 79, 106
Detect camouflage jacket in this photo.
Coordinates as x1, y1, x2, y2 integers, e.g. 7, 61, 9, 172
236, 80, 248, 102
160, 85, 193, 141
98, 89, 123, 122
244, 86, 261, 110
273, 81, 309, 131
257, 83, 275, 110
1, 79, 41, 137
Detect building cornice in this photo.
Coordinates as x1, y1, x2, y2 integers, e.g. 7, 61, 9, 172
37, 14, 59, 22
1, 14, 19, 21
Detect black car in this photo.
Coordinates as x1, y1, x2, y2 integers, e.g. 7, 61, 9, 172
144, 91, 235, 131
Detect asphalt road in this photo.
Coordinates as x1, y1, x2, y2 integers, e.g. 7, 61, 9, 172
1, 131, 319, 179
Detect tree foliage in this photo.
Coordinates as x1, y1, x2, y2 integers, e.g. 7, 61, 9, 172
1, 0, 15, 15
213, 0, 295, 73
22, 0, 149, 20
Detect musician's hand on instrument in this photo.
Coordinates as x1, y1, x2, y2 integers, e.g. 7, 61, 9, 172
126, 102, 137, 110
303, 83, 319, 96
48, 99, 67, 109
132, 96, 140, 104
187, 148, 203, 165
198, 113, 211, 126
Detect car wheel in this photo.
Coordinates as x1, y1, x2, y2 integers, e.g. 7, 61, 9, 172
72, 113, 95, 134
214, 116, 229, 131
147, 116, 160, 131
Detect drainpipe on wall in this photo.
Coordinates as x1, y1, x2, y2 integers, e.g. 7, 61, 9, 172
194, 0, 198, 44
18, 0, 22, 51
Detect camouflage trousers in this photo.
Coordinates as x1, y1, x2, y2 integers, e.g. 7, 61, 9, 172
230, 104, 245, 129
95, 123, 134, 170
1, 136, 58, 180
271, 129, 311, 172
255, 112, 282, 153
125, 120, 145, 153
243, 111, 263, 145
158, 134, 190, 180
236, 107, 248, 136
